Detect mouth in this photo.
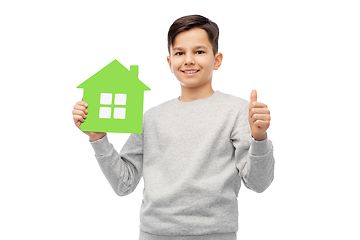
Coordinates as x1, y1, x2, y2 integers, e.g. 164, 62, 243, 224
181, 69, 200, 76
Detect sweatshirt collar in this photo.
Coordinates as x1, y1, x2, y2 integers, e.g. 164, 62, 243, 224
174, 90, 220, 105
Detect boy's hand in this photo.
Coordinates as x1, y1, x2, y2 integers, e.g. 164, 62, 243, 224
72, 99, 106, 141
248, 90, 271, 141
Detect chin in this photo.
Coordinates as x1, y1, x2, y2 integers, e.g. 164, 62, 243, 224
179, 80, 209, 89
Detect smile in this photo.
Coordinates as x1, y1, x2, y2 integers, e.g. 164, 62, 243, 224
181, 69, 200, 75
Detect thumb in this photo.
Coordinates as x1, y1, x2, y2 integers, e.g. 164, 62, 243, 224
250, 89, 257, 103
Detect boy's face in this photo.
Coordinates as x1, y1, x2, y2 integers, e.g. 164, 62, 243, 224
167, 28, 222, 89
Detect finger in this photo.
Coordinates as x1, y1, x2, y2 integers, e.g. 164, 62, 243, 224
75, 120, 82, 129
75, 102, 88, 108
73, 114, 85, 123
72, 109, 87, 119
73, 104, 88, 114
250, 89, 257, 103
249, 101, 268, 110
76, 100, 88, 108
253, 120, 270, 129
251, 113, 271, 122
249, 107, 270, 118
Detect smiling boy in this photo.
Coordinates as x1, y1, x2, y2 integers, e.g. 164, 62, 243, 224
73, 15, 274, 240
167, 25, 222, 103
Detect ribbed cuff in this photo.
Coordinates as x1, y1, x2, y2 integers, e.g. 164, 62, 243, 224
90, 134, 112, 157
250, 136, 271, 156
139, 231, 237, 240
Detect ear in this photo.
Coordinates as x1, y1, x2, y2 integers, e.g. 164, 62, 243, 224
167, 56, 173, 73
213, 52, 223, 70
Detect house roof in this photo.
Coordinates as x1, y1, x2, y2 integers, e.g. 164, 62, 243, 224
77, 59, 150, 92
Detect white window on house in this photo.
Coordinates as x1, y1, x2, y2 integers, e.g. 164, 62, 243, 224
99, 106, 112, 118
100, 93, 112, 105
99, 93, 127, 119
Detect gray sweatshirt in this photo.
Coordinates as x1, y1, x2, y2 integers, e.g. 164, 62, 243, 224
91, 90, 275, 240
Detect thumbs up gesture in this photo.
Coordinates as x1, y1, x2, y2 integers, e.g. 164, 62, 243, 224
248, 90, 271, 141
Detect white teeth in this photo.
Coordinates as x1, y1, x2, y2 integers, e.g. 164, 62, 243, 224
184, 70, 198, 73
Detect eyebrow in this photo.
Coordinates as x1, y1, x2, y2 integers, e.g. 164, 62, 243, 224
172, 45, 209, 51
172, 47, 183, 51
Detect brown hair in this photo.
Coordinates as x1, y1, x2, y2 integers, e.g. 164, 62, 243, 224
167, 15, 219, 55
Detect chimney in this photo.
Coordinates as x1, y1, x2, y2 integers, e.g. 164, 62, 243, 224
130, 65, 138, 79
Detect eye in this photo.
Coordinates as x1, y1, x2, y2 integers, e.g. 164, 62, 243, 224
175, 52, 184, 56
196, 50, 205, 54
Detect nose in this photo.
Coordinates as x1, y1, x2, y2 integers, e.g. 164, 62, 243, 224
184, 54, 195, 66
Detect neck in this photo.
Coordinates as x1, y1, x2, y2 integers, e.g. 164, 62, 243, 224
179, 84, 214, 102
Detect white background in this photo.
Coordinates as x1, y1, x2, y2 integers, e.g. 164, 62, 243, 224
1, 0, 359, 239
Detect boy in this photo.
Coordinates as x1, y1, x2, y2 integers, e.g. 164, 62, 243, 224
73, 15, 274, 240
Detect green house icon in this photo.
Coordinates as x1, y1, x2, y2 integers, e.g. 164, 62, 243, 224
77, 59, 150, 133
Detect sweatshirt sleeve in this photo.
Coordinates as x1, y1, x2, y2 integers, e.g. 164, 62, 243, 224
231, 104, 275, 193
90, 133, 144, 196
